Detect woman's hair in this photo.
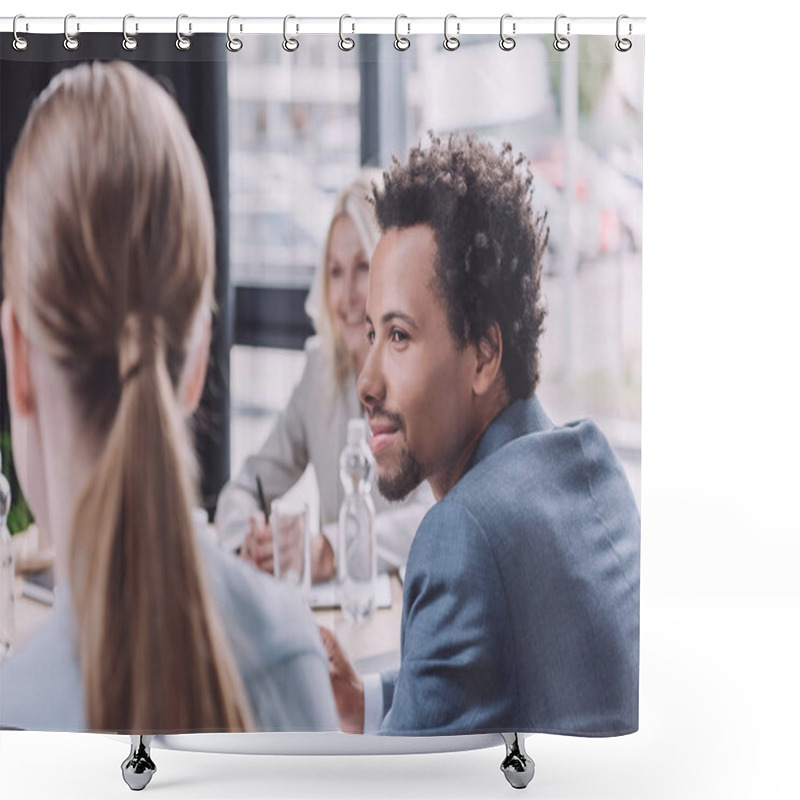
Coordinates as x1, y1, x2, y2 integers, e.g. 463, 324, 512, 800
305, 169, 383, 387
2, 62, 254, 733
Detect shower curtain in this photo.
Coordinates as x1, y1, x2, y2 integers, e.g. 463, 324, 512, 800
0, 20, 643, 739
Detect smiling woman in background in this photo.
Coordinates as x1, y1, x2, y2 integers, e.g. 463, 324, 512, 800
216, 172, 433, 582
0, 61, 337, 733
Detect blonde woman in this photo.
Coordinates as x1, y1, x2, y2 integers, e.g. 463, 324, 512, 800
216, 173, 434, 581
0, 62, 337, 733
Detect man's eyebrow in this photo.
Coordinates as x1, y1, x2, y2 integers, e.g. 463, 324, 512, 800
366, 310, 419, 330
365, 311, 420, 331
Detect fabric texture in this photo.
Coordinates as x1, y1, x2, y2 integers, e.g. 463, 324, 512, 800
215, 336, 434, 569
378, 396, 640, 736
361, 672, 385, 734
0, 529, 339, 733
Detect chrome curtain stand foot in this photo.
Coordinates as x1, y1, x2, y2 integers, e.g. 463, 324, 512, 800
500, 733, 535, 789
121, 735, 156, 791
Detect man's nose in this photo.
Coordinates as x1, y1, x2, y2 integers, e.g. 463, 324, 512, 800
357, 344, 385, 411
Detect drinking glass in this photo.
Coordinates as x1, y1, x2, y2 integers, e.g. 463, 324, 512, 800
270, 501, 310, 599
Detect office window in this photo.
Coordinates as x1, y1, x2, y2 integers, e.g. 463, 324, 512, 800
226, 36, 642, 504
394, 36, 643, 499
228, 36, 361, 288
227, 40, 361, 495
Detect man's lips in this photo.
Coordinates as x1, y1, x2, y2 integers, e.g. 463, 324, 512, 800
368, 419, 401, 455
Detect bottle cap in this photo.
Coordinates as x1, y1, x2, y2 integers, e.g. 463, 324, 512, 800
347, 418, 368, 448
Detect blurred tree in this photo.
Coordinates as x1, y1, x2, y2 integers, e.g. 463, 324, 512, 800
0, 427, 33, 535
548, 36, 614, 117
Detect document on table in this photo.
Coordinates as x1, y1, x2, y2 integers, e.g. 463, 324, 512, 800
308, 572, 392, 610
21, 568, 55, 606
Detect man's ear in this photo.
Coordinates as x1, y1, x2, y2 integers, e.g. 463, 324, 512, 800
179, 310, 212, 416
472, 321, 503, 397
1, 299, 36, 417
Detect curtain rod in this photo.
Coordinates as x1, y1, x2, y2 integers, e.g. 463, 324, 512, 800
0, 15, 646, 37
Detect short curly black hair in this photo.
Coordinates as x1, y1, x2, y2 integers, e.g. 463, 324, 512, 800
372, 133, 548, 400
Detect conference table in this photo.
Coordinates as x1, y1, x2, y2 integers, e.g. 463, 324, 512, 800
13, 568, 404, 667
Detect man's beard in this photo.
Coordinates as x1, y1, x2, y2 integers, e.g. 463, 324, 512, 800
368, 406, 425, 501
377, 443, 424, 502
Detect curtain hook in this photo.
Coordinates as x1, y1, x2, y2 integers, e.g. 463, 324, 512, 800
12, 14, 28, 51
394, 15, 410, 51
553, 14, 570, 52
499, 14, 516, 51
122, 14, 138, 51
283, 15, 299, 52
64, 13, 79, 51
339, 14, 355, 51
227, 15, 243, 52
176, 14, 191, 50
444, 13, 460, 51
615, 15, 632, 52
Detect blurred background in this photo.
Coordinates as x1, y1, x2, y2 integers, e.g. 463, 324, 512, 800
0, 33, 642, 531
227, 34, 643, 514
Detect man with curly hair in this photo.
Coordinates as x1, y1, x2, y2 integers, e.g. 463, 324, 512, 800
321, 134, 640, 738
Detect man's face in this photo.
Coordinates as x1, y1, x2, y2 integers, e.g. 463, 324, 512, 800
358, 224, 479, 501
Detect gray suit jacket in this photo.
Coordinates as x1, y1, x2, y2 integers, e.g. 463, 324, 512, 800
380, 396, 640, 736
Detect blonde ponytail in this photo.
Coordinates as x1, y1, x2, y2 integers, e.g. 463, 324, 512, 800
69, 312, 253, 732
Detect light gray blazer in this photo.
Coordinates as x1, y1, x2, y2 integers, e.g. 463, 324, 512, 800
216, 336, 434, 570
0, 531, 339, 732
380, 396, 640, 737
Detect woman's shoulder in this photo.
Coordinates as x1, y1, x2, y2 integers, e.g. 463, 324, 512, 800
302, 335, 329, 374
296, 335, 344, 407
199, 533, 325, 665
303, 334, 323, 356
295, 335, 331, 387
198, 535, 337, 730
0, 599, 86, 731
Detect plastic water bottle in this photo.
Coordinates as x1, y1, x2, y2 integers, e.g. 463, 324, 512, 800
338, 418, 377, 624
0, 453, 15, 662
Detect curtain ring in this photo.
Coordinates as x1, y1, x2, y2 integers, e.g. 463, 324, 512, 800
12, 14, 28, 51
615, 15, 632, 52
394, 15, 410, 51
283, 15, 299, 52
443, 14, 460, 51
338, 14, 355, 51
176, 14, 191, 50
122, 15, 138, 51
553, 14, 570, 51
64, 13, 79, 51
499, 14, 516, 51
227, 15, 243, 52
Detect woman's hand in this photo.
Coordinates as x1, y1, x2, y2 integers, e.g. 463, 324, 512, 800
243, 514, 333, 581
310, 533, 336, 583
318, 625, 364, 733
240, 511, 276, 573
